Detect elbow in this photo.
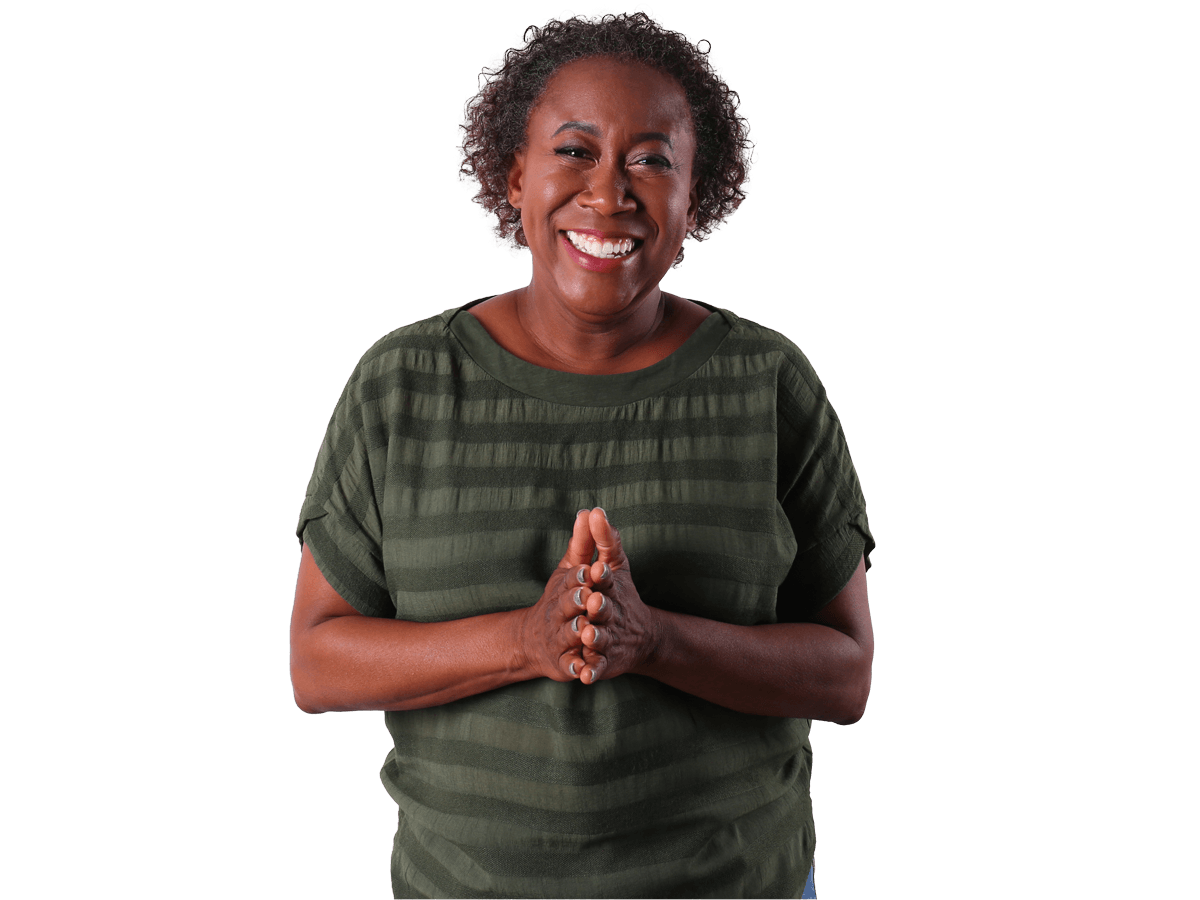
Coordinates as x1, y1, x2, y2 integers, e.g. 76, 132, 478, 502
836, 639, 873, 725
290, 649, 329, 714
834, 695, 868, 726
833, 692, 868, 726
290, 618, 350, 713
291, 677, 326, 715
293, 681, 338, 714
833, 666, 872, 726
293, 687, 325, 715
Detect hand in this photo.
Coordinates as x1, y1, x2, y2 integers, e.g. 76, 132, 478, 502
575, 508, 659, 684
517, 510, 597, 682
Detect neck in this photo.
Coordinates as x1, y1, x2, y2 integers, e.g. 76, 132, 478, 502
513, 282, 670, 374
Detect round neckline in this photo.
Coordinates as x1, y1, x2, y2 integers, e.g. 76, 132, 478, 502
444, 299, 734, 407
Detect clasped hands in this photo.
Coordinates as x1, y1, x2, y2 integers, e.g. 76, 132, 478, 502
520, 508, 657, 685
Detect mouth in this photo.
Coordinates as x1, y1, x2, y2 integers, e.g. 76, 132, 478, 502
563, 230, 640, 260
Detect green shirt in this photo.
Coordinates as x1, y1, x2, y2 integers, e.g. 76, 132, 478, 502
298, 302, 873, 898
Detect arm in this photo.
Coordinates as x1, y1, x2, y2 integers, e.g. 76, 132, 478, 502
290, 512, 596, 713
635, 559, 871, 723
577, 509, 873, 724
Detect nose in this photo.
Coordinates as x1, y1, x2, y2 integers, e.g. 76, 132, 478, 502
578, 160, 636, 215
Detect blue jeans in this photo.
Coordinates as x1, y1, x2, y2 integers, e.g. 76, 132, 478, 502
800, 862, 817, 899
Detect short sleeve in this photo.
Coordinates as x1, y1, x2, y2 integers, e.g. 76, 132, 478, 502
296, 364, 395, 618
774, 351, 875, 621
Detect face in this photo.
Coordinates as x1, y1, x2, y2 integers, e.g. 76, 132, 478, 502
507, 56, 699, 321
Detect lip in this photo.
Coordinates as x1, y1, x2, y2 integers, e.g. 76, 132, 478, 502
560, 230, 641, 273
567, 228, 641, 241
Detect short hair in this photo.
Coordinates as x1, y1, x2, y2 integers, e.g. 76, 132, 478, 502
460, 12, 751, 264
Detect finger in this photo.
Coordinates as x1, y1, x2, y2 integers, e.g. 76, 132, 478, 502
589, 559, 613, 590
582, 622, 605, 652
561, 650, 584, 680
586, 590, 612, 623
565, 564, 593, 591
589, 508, 626, 568
581, 656, 606, 685
560, 585, 591, 618
560, 509, 596, 569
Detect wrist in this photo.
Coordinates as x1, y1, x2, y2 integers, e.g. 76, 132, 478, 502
505, 606, 539, 681
634, 605, 669, 675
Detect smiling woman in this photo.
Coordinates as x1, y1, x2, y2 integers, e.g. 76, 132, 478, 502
460, 13, 748, 261
292, 12, 874, 899
474, 56, 706, 373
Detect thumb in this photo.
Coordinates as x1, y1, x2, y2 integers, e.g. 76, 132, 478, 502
589, 508, 626, 567
560, 509, 596, 568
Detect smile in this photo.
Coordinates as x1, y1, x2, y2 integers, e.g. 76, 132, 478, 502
564, 230, 638, 259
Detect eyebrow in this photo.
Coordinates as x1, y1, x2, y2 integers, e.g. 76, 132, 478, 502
552, 121, 674, 148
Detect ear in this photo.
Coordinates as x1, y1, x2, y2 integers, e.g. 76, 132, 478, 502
507, 149, 526, 209
686, 176, 700, 231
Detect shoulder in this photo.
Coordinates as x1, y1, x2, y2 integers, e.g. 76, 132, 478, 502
710, 308, 816, 369
707, 309, 828, 407
349, 310, 461, 380
321, 308, 472, 432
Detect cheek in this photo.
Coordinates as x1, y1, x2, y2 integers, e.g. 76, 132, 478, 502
663, 192, 695, 238
528, 174, 577, 224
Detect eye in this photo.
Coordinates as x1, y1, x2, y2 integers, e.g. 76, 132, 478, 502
633, 154, 674, 170
555, 146, 590, 159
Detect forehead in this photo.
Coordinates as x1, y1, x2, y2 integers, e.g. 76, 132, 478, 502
529, 56, 694, 140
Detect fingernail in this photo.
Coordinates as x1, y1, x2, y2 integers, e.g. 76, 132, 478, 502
588, 668, 596, 683
572, 616, 581, 633
598, 596, 606, 613
577, 568, 587, 584
595, 507, 605, 517
573, 588, 584, 607
570, 662, 578, 676
601, 563, 611, 581
576, 508, 589, 517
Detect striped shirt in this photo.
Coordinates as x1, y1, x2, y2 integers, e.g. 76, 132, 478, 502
298, 301, 873, 898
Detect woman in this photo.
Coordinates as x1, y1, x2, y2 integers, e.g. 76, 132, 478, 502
292, 13, 874, 898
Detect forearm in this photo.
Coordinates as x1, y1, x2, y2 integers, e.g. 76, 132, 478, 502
291, 610, 534, 714
634, 610, 872, 723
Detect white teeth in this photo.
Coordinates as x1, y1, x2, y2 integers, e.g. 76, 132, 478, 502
566, 231, 636, 259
